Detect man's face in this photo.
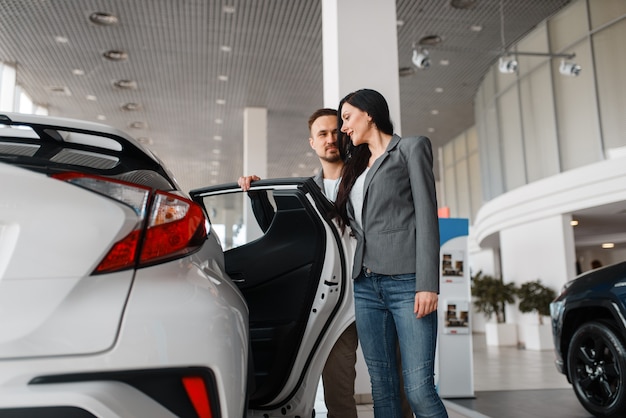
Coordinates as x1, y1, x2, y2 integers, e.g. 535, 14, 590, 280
309, 115, 340, 163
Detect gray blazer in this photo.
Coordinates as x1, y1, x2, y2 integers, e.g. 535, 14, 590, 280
312, 170, 324, 193
347, 134, 440, 293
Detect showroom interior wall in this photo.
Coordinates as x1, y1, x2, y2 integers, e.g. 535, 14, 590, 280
439, 0, 626, 335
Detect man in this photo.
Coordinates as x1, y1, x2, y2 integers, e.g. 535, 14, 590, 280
239, 108, 357, 418
238, 108, 412, 418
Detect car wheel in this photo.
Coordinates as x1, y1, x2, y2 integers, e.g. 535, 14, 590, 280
567, 320, 626, 418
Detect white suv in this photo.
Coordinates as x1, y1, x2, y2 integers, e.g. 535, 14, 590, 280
0, 112, 354, 418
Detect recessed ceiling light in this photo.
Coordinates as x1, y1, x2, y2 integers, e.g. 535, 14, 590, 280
46, 86, 71, 96
216, 99, 226, 105
223, 5, 236, 14
220, 45, 232, 53
396, 20, 405, 27
431, 109, 439, 115
103, 50, 128, 61
602, 243, 615, 249
439, 59, 450, 66
55, 36, 69, 44
86, 95, 97, 101
570, 220, 579, 226
89, 12, 119, 26
212, 149, 221, 154
418, 35, 442, 46
210, 170, 219, 175
211, 161, 220, 166
72, 69, 85, 76
215, 119, 223, 124
218, 75, 228, 82
129, 121, 146, 129
470, 25, 483, 32
435, 87, 444, 93
399, 66, 416, 77
97, 115, 106, 121
428, 128, 435, 133
213, 135, 222, 141
450, 0, 477, 10
113, 79, 138, 90
121, 102, 142, 111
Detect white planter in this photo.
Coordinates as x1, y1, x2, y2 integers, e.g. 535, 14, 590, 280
521, 323, 554, 351
485, 322, 517, 346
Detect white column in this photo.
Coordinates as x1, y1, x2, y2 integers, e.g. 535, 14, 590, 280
321, 0, 401, 400
322, 0, 402, 133
243, 107, 268, 243
500, 214, 576, 348
0, 63, 17, 112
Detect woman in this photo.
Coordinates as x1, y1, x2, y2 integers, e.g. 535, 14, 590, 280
334, 89, 447, 418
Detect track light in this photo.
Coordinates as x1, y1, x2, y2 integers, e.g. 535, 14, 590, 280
412, 49, 430, 70
559, 59, 581, 77
498, 57, 518, 74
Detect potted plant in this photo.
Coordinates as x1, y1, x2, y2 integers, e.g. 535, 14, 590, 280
471, 271, 518, 346
516, 279, 557, 350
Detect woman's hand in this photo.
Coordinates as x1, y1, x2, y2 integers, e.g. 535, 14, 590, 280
414, 291, 438, 318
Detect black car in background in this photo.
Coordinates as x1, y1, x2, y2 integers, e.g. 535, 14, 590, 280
550, 261, 626, 418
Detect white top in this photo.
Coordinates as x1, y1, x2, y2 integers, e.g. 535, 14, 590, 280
350, 167, 370, 229
323, 178, 340, 202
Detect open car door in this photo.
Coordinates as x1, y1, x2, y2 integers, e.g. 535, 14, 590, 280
190, 177, 355, 417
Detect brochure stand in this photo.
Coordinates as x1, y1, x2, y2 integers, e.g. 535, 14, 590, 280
436, 218, 474, 398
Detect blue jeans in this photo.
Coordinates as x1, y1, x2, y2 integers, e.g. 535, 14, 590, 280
355, 269, 448, 418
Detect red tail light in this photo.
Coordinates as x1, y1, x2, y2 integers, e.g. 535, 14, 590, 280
52, 172, 207, 273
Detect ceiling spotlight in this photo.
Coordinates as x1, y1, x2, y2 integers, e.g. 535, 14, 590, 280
559, 60, 581, 76
113, 79, 138, 90
498, 56, 518, 74
103, 50, 128, 61
89, 12, 119, 26
412, 49, 430, 70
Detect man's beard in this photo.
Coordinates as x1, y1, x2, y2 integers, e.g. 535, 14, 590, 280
320, 151, 341, 163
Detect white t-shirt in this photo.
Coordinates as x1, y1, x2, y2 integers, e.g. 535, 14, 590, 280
323, 178, 340, 202
349, 167, 370, 229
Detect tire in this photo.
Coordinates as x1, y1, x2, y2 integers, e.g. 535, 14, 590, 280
567, 320, 626, 418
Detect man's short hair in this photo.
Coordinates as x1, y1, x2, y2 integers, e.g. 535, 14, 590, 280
308, 108, 337, 132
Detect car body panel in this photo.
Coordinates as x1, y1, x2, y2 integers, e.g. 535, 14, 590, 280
0, 162, 138, 358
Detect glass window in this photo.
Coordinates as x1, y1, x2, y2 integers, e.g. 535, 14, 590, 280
201, 190, 277, 251
519, 63, 560, 182
589, 0, 626, 30
498, 86, 526, 191
553, 41, 601, 171
548, 0, 588, 52
517, 23, 550, 76
592, 19, 626, 158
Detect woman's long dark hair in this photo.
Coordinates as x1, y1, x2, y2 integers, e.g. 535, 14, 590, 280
334, 89, 394, 229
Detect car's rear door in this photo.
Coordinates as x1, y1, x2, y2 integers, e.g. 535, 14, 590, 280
190, 177, 355, 414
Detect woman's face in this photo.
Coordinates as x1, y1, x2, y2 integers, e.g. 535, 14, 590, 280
340, 102, 373, 146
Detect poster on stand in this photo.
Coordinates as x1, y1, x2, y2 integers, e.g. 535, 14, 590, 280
441, 250, 465, 284
443, 299, 470, 334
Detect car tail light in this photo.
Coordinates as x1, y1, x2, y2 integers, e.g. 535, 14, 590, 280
52, 172, 207, 273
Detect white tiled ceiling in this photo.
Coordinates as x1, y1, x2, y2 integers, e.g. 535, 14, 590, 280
0, 0, 571, 191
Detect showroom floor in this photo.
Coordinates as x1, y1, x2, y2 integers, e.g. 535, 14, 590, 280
316, 333, 594, 418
